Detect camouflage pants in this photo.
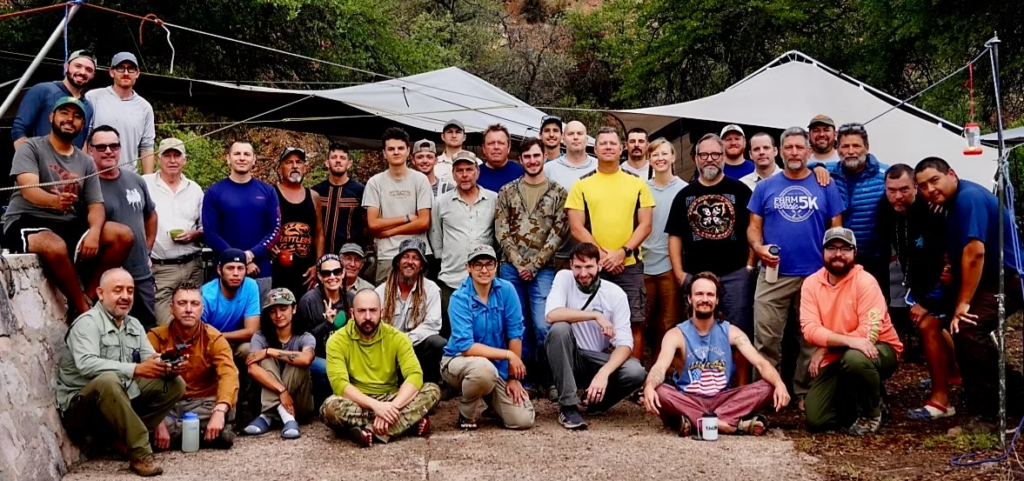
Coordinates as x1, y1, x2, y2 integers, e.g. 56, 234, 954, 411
320, 383, 440, 442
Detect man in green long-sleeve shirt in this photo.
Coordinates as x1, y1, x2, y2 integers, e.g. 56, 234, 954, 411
321, 289, 440, 446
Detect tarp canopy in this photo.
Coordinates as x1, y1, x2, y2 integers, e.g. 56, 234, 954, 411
610, 51, 998, 186
981, 126, 1024, 146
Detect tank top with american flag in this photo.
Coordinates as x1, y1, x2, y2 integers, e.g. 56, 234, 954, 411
675, 320, 734, 397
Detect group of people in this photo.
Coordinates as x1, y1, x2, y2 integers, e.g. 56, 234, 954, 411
7, 52, 1022, 478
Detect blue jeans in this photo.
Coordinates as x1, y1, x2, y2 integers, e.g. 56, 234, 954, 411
499, 263, 555, 379
311, 357, 330, 401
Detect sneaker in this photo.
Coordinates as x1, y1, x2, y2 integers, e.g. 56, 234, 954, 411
558, 407, 588, 430
848, 414, 882, 436
129, 455, 164, 477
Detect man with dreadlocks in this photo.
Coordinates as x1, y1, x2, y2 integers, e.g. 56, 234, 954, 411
375, 238, 446, 383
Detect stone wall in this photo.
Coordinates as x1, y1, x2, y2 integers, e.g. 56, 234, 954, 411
0, 255, 81, 481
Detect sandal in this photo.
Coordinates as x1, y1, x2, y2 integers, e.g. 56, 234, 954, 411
281, 420, 301, 439
907, 401, 956, 421
677, 416, 693, 438
736, 414, 768, 436
457, 414, 478, 431
243, 416, 271, 436
347, 426, 373, 447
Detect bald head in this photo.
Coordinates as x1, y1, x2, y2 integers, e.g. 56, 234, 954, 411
564, 121, 588, 154
100, 268, 133, 289
96, 268, 134, 320
352, 289, 382, 337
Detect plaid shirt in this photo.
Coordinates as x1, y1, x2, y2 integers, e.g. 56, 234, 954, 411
494, 177, 569, 274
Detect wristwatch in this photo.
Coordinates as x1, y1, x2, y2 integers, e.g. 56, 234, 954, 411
622, 246, 634, 258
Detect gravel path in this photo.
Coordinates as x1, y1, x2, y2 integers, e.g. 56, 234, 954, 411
64, 400, 820, 480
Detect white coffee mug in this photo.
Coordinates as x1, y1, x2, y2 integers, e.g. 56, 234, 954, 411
698, 413, 719, 441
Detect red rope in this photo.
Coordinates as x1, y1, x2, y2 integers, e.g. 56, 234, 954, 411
0, 2, 72, 21
966, 62, 975, 121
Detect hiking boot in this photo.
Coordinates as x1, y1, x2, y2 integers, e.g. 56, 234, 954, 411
208, 426, 235, 449
545, 385, 559, 403
948, 417, 996, 435
848, 414, 882, 436
440, 384, 458, 401
129, 455, 164, 477
558, 407, 588, 430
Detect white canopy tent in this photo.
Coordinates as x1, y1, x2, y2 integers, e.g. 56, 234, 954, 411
611, 51, 998, 186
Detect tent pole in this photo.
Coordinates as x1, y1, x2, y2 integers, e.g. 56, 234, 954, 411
986, 34, 1007, 447
0, 4, 81, 120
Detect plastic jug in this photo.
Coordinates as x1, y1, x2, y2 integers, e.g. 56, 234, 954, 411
181, 412, 200, 453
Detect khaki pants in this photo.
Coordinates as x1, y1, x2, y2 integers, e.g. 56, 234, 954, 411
753, 270, 815, 395
163, 396, 235, 444
62, 373, 185, 461
320, 384, 441, 442
441, 356, 535, 429
152, 258, 204, 326
257, 358, 314, 423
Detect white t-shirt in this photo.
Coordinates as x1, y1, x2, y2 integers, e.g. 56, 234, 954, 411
544, 270, 633, 352
739, 165, 783, 191
545, 154, 597, 191
811, 150, 840, 164
362, 169, 434, 260
621, 161, 651, 180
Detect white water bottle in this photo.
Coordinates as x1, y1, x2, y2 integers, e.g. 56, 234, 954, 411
765, 245, 781, 284
181, 412, 200, 453
699, 413, 719, 441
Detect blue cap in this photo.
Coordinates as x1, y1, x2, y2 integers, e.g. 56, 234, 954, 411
111, 52, 138, 68
218, 248, 246, 267
183, 412, 199, 420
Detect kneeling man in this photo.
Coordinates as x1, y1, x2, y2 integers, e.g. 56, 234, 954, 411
544, 242, 646, 429
644, 272, 790, 436
801, 227, 903, 435
321, 289, 440, 446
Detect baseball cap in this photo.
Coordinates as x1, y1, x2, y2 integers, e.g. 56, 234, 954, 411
822, 227, 857, 248
262, 288, 297, 310
413, 139, 436, 152
157, 138, 186, 156
541, 115, 563, 131
393, 238, 427, 267
808, 114, 836, 129
67, 50, 96, 65
52, 96, 85, 115
278, 147, 306, 163
110, 52, 138, 68
217, 248, 247, 267
467, 244, 496, 263
443, 119, 465, 132
339, 243, 365, 258
452, 150, 480, 167
720, 124, 745, 137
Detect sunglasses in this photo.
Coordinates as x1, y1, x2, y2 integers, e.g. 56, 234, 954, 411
319, 267, 344, 278
91, 143, 121, 152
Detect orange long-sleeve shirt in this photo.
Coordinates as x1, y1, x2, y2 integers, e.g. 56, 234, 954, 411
148, 322, 239, 408
800, 265, 903, 366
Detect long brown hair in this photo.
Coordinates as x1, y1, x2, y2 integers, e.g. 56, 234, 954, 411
380, 264, 427, 330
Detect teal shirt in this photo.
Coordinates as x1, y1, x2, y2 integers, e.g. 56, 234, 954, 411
56, 304, 156, 411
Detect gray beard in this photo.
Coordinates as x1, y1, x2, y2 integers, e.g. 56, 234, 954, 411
785, 160, 805, 171
700, 166, 721, 180
288, 173, 304, 183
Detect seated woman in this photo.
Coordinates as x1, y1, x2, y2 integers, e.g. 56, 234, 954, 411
243, 288, 316, 439
298, 254, 352, 405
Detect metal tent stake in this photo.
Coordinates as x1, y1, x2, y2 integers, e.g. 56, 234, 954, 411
0, 3, 81, 119
986, 33, 1008, 447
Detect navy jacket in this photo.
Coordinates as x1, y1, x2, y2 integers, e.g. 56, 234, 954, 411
819, 154, 888, 258
11, 81, 93, 148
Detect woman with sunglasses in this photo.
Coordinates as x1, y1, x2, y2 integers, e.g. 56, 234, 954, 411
297, 254, 352, 405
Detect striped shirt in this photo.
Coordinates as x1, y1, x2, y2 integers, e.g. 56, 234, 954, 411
544, 270, 632, 353
312, 179, 366, 254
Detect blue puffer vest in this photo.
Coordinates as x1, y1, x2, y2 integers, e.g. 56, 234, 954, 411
824, 154, 888, 258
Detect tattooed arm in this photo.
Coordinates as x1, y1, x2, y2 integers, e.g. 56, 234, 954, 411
268, 346, 316, 368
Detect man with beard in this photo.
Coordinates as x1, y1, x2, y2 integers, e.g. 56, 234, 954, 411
364, 128, 433, 284
430, 150, 496, 337
313, 142, 367, 255
271, 147, 324, 298
808, 115, 840, 163
495, 137, 569, 400
478, 124, 525, 193
13, 50, 95, 149
740, 133, 782, 191
811, 123, 890, 299
2, 98, 132, 320
203, 141, 281, 300
436, 119, 467, 182
915, 157, 1024, 434
89, 125, 159, 330
567, 127, 655, 359
149, 282, 239, 451
748, 127, 843, 403
621, 128, 652, 179
720, 125, 754, 180
667, 134, 754, 341
412, 139, 456, 197
801, 228, 903, 435
376, 238, 446, 383
643, 272, 790, 437
877, 165, 958, 421
86, 52, 155, 173
57, 268, 185, 477
546, 120, 597, 270
321, 289, 440, 447
201, 249, 261, 359
540, 115, 563, 162
544, 243, 646, 429
339, 243, 375, 295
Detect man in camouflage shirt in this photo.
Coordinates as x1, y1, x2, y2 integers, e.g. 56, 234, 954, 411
494, 137, 569, 399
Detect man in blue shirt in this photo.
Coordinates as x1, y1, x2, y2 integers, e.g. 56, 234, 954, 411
477, 124, 525, 193
720, 124, 755, 179
202, 249, 261, 358
441, 245, 535, 430
748, 126, 844, 402
12, 50, 96, 149
914, 157, 1023, 434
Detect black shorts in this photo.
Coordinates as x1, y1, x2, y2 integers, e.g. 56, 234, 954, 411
2, 215, 89, 262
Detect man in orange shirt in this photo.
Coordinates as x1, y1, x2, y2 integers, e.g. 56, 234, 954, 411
149, 282, 240, 449
800, 227, 902, 435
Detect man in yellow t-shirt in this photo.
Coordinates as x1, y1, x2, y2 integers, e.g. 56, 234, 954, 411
566, 126, 656, 359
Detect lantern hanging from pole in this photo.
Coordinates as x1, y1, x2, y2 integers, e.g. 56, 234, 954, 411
964, 122, 983, 155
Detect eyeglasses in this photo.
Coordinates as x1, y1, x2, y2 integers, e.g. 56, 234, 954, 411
319, 268, 344, 278
469, 261, 497, 271
696, 152, 723, 161
824, 245, 855, 254
113, 66, 139, 74
91, 143, 121, 152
